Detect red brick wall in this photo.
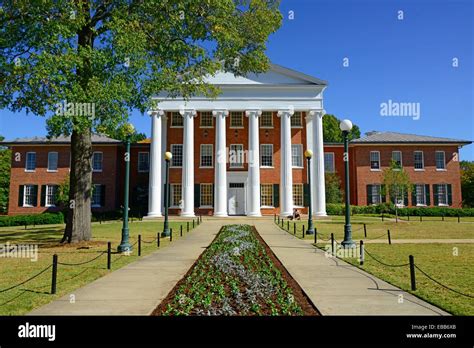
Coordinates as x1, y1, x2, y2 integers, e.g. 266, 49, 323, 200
353, 145, 462, 207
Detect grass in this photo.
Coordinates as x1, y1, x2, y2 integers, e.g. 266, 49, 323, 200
0, 219, 199, 315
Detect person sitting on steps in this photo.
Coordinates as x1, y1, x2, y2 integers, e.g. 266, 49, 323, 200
288, 208, 301, 221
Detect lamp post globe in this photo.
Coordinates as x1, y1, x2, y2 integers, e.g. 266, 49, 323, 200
162, 151, 173, 237
305, 149, 315, 235
340, 119, 355, 248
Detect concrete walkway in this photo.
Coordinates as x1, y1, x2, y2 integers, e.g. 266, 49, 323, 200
252, 219, 450, 316
29, 220, 222, 315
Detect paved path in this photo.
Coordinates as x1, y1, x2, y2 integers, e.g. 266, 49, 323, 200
29, 220, 222, 315
252, 219, 450, 316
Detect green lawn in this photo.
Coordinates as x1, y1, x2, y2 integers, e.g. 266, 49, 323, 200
0, 219, 198, 315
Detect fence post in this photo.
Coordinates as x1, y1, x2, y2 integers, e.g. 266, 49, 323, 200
293, 222, 296, 235
420, 215, 422, 222
381, 213, 384, 222
170, 228, 173, 242
359, 240, 364, 265
274, 214, 276, 222
407, 213, 410, 221
363, 223, 367, 238
314, 227, 317, 244
157, 233, 160, 248
107, 242, 111, 270
180, 225, 183, 237
281, 218, 284, 228
409, 255, 416, 291
138, 235, 141, 256
331, 233, 335, 255
287, 220, 289, 231
187, 221, 189, 232
51, 254, 58, 294
277, 216, 280, 224
302, 225, 305, 237
442, 214, 444, 222
193, 219, 195, 229
387, 230, 391, 245
458, 214, 460, 223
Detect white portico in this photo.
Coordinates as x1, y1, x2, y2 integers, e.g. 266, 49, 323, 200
147, 63, 328, 217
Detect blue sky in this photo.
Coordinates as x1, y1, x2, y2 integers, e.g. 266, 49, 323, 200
1, 0, 473, 159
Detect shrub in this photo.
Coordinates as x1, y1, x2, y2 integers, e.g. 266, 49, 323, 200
325, 204, 474, 217
0, 212, 64, 227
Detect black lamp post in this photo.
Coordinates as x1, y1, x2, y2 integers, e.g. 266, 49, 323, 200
305, 149, 315, 235
118, 123, 135, 252
161, 151, 172, 237
340, 119, 355, 248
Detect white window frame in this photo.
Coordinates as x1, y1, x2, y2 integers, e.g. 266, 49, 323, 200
291, 144, 303, 168
92, 152, 103, 172
25, 152, 36, 172
170, 112, 183, 128
437, 183, 448, 206
22, 184, 36, 207
170, 144, 183, 168
370, 151, 381, 171
200, 144, 213, 168
435, 151, 446, 171
138, 152, 150, 172
45, 185, 57, 207
415, 184, 426, 206
292, 184, 304, 207
260, 144, 273, 168
259, 111, 273, 128
324, 152, 335, 173
290, 112, 303, 128
200, 183, 213, 208
391, 151, 402, 170
371, 184, 382, 205
200, 111, 213, 128
230, 112, 244, 128
91, 184, 102, 207
47, 152, 58, 172
260, 184, 274, 208
229, 144, 244, 168
170, 184, 182, 208
414, 151, 424, 171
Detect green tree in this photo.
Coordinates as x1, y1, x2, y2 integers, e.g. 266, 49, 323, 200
382, 160, 412, 219
325, 172, 342, 204
0, 135, 11, 214
323, 114, 361, 142
461, 160, 474, 208
101, 126, 146, 143
1, 1, 281, 242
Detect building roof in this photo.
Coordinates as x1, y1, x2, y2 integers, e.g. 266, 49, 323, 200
351, 131, 471, 145
0, 134, 121, 145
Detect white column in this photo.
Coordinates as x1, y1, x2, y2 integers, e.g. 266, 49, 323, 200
305, 113, 316, 215
309, 109, 327, 216
147, 110, 164, 217
245, 109, 262, 217
213, 109, 228, 217
180, 108, 196, 217
160, 113, 168, 212
278, 108, 294, 217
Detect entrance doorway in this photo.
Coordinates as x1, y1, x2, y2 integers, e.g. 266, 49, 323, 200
228, 183, 245, 215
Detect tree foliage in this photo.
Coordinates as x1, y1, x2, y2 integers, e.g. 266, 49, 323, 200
323, 114, 361, 143
382, 160, 412, 205
0, 135, 11, 214
461, 160, 474, 208
325, 172, 342, 204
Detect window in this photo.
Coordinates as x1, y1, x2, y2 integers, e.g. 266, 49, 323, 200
23, 185, 37, 207
370, 151, 380, 170
138, 152, 150, 172
291, 144, 303, 168
293, 184, 303, 207
291, 112, 302, 127
260, 144, 273, 167
392, 151, 402, 169
171, 112, 183, 127
200, 144, 213, 167
229, 144, 244, 168
391, 186, 405, 207
200, 111, 213, 127
91, 184, 102, 207
260, 111, 273, 128
230, 112, 243, 128
45, 185, 57, 207
92, 152, 103, 172
200, 184, 213, 207
171, 184, 182, 207
260, 184, 273, 207
371, 184, 382, 205
436, 184, 448, 206
170, 144, 183, 167
414, 151, 424, 170
435, 151, 446, 170
47, 152, 58, 171
25, 152, 36, 171
324, 153, 335, 172
415, 184, 426, 206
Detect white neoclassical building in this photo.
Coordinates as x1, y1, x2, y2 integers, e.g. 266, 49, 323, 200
146, 64, 327, 218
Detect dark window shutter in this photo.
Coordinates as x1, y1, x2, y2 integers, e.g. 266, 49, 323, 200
366, 185, 373, 205
425, 184, 430, 206
403, 191, 408, 207
381, 185, 386, 203
433, 184, 438, 206
194, 184, 200, 208
303, 184, 310, 207
32, 185, 38, 207
411, 185, 416, 206
273, 184, 279, 208
40, 185, 46, 206
447, 184, 452, 206
18, 185, 24, 207
100, 185, 106, 207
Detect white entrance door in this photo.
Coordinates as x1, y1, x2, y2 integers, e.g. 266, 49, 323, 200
228, 183, 245, 215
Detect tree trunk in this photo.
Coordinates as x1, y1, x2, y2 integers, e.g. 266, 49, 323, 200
61, 129, 93, 243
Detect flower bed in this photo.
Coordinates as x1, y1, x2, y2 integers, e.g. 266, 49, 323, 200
153, 224, 318, 316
